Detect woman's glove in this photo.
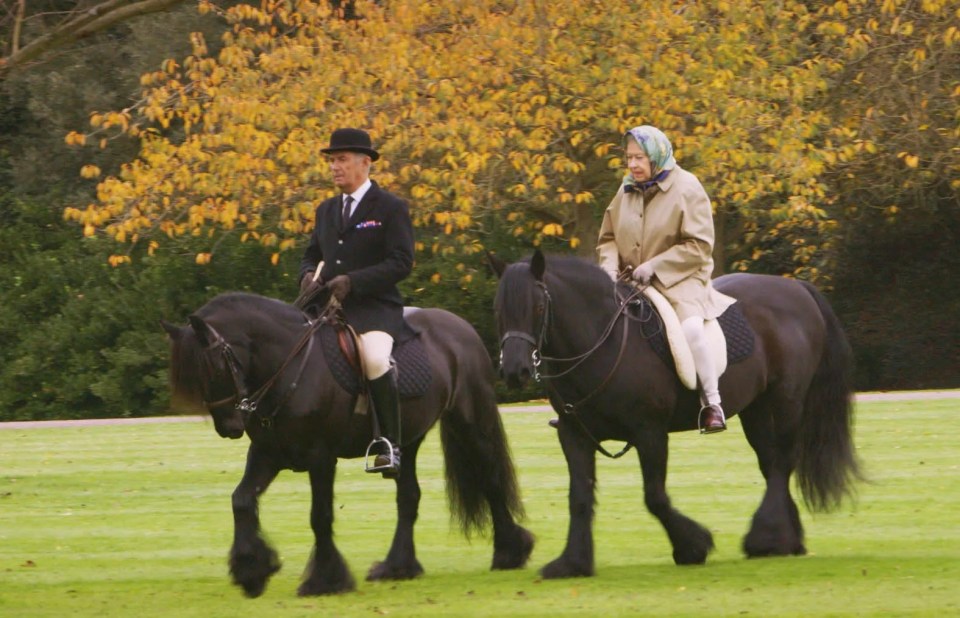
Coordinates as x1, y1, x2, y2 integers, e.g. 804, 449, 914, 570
632, 263, 655, 286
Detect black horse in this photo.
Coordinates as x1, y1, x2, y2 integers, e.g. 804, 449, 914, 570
491, 250, 860, 578
162, 292, 533, 597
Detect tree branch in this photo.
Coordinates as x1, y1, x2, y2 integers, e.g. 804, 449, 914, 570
0, 0, 186, 78
11, 0, 25, 53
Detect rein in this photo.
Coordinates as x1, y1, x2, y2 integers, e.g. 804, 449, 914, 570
500, 277, 647, 459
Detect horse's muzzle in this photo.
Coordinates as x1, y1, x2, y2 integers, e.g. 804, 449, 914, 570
213, 411, 246, 439
499, 363, 532, 389
499, 338, 536, 389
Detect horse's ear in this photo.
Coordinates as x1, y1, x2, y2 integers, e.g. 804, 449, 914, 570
160, 319, 182, 341
486, 251, 508, 278
188, 315, 217, 347
531, 249, 546, 282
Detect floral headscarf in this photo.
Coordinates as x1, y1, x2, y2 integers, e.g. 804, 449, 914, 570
622, 125, 677, 193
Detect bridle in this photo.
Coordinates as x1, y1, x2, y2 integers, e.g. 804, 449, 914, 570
198, 316, 327, 429
499, 281, 552, 380
498, 277, 649, 458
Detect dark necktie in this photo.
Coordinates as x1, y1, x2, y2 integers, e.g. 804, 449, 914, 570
341, 195, 353, 231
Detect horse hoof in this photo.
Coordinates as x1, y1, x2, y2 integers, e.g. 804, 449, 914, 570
230, 544, 281, 598
366, 559, 424, 581
297, 574, 356, 597
539, 556, 593, 579
492, 526, 535, 570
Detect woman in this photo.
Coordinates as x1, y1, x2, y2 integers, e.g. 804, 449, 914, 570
596, 125, 734, 433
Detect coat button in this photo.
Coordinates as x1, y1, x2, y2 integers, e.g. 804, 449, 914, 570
335, 259, 341, 264
338, 240, 343, 245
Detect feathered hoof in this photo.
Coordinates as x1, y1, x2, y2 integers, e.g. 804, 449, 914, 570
366, 559, 424, 581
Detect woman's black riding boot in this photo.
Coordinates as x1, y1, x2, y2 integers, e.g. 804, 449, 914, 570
367, 368, 401, 478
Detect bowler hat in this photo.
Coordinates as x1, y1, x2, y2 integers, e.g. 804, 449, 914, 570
321, 128, 380, 161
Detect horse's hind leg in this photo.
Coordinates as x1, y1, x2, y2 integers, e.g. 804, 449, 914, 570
739, 403, 807, 557
229, 445, 282, 598
367, 438, 425, 581
634, 428, 715, 565
298, 459, 356, 596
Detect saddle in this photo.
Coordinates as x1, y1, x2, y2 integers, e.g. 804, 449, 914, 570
318, 320, 432, 407
630, 287, 754, 390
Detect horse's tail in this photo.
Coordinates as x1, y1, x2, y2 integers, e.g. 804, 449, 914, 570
440, 395, 525, 537
795, 281, 863, 512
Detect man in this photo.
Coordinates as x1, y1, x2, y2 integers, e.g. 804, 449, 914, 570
300, 128, 415, 477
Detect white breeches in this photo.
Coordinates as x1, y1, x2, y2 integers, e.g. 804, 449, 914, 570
358, 330, 394, 379
681, 316, 721, 406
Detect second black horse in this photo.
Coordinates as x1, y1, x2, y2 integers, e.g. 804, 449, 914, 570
492, 250, 860, 578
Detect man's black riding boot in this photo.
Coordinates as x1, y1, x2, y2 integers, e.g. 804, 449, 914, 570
366, 368, 401, 478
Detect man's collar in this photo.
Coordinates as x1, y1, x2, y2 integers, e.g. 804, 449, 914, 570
345, 178, 373, 204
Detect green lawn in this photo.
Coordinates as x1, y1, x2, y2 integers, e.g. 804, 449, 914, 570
1, 396, 957, 617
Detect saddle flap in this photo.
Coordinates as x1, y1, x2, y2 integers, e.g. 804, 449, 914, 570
319, 324, 432, 404
633, 286, 756, 390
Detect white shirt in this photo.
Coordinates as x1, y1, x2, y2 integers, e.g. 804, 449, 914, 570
343, 178, 372, 218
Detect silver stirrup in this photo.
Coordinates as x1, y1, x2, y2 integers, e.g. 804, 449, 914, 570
698, 405, 727, 434
364, 437, 400, 473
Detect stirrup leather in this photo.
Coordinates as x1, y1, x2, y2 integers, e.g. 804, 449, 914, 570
364, 437, 400, 473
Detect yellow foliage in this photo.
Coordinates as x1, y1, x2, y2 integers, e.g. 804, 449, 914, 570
542, 223, 563, 236
71, 0, 907, 278
80, 165, 101, 179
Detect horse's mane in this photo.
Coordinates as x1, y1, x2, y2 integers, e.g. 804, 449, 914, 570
194, 291, 302, 323
504, 253, 610, 297
168, 321, 206, 414
542, 254, 608, 290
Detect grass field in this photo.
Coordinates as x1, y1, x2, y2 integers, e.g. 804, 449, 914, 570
1, 395, 958, 617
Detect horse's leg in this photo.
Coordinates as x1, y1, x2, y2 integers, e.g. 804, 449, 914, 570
739, 403, 807, 557
298, 457, 356, 596
635, 427, 715, 565
367, 438, 425, 581
540, 419, 598, 578
487, 460, 535, 572
229, 445, 282, 598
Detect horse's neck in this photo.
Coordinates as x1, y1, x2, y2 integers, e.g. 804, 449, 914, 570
223, 307, 303, 368
546, 278, 616, 356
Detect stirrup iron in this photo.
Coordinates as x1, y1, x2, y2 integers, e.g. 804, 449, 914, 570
698, 405, 727, 434
364, 437, 400, 473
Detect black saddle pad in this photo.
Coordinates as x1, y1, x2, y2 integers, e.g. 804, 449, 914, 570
319, 325, 432, 399
627, 298, 754, 369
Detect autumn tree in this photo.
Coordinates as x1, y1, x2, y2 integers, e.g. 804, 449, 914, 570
67, 0, 854, 285
814, 0, 958, 220
810, 0, 960, 388
0, 0, 193, 77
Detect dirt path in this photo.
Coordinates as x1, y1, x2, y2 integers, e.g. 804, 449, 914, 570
1, 390, 956, 430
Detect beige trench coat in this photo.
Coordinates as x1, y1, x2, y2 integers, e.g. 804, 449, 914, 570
596, 165, 735, 321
